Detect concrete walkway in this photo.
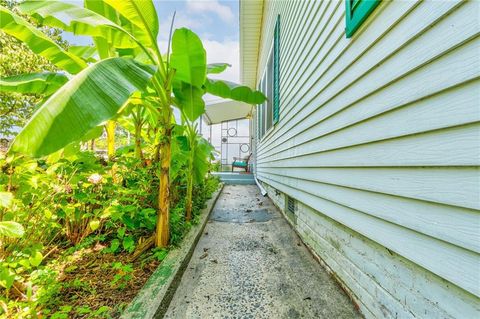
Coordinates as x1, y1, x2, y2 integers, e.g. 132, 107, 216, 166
165, 185, 361, 319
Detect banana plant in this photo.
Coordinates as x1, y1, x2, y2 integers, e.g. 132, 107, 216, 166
175, 62, 236, 221
170, 122, 215, 222
181, 121, 215, 222
116, 93, 161, 161
1, 0, 266, 247
183, 121, 199, 222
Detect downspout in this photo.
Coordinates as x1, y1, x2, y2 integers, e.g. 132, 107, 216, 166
254, 176, 267, 196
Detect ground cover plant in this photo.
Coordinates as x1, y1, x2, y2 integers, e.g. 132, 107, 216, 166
0, 0, 265, 317
0, 151, 219, 318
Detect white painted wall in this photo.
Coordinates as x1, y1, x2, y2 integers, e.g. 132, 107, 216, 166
250, 0, 480, 317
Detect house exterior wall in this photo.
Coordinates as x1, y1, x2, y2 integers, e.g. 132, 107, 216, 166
250, 0, 480, 317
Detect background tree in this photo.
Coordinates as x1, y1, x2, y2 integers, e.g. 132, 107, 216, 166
0, 0, 66, 141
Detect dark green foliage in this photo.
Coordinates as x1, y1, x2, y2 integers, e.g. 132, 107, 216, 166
0, 150, 219, 317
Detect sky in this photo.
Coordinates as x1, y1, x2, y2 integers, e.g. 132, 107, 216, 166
156, 0, 241, 86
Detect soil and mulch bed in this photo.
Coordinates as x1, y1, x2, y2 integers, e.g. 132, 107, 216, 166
49, 246, 159, 318
16, 241, 161, 319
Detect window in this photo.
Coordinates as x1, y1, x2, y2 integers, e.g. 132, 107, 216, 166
345, 0, 380, 38
258, 78, 266, 138
256, 46, 272, 141
256, 15, 280, 140
256, 83, 262, 141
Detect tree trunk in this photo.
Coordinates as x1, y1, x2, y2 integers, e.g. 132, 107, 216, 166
134, 123, 143, 160
106, 121, 116, 160
155, 113, 172, 247
185, 132, 195, 221
153, 124, 161, 163
185, 158, 193, 222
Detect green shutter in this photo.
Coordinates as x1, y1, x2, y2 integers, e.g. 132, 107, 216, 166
345, 0, 380, 38
258, 103, 263, 139
273, 15, 280, 124
256, 105, 261, 140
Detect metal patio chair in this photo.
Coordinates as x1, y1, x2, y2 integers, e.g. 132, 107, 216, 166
232, 153, 252, 172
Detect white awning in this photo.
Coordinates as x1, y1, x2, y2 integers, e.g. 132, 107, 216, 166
240, 0, 264, 88
204, 99, 253, 125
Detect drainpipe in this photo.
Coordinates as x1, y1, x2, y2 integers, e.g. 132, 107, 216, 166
254, 176, 267, 196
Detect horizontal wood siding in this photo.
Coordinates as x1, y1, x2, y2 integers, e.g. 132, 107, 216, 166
254, 0, 480, 317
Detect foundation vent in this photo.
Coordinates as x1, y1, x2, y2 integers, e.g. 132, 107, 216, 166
287, 196, 296, 214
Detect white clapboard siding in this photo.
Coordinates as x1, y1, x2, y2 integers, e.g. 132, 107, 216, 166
258, 79, 480, 162
258, 168, 480, 252
260, 124, 480, 167
279, 0, 344, 101
293, 205, 480, 319
252, 0, 480, 317
258, 41, 479, 160
258, 174, 480, 297
260, 0, 460, 149
259, 25, 480, 157
279, 0, 421, 117
298, 221, 415, 319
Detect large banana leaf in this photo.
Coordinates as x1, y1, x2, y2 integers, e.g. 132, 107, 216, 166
103, 0, 159, 48
19, 1, 135, 48
10, 58, 156, 157
68, 45, 97, 62
193, 137, 215, 184
84, 0, 144, 62
173, 81, 205, 121
83, 0, 128, 60
204, 78, 266, 105
0, 6, 86, 74
0, 72, 68, 95
170, 131, 189, 181
84, 0, 121, 23
171, 28, 207, 87
207, 63, 231, 74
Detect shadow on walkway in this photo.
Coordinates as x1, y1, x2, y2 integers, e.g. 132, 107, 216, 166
165, 185, 361, 319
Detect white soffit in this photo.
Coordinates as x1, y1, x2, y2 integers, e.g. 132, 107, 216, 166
204, 100, 253, 125
240, 0, 264, 88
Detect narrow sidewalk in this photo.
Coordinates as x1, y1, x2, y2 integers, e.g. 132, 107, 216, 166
165, 185, 360, 319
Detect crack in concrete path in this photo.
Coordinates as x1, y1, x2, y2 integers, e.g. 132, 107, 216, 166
164, 185, 360, 319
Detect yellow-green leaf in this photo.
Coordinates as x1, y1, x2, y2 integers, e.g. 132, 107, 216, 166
207, 63, 231, 74
29, 251, 43, 267
0, 72, 68, 95
173, 81, 205, 121
0, 221, 24, 238
69, 45, 97, 63
89, 220, 100, 231
19, 1, 135, 48
171, 28, 206, 87
205, 78, 267, 105
0, 192, 13, 208
103, 0, 159, 48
